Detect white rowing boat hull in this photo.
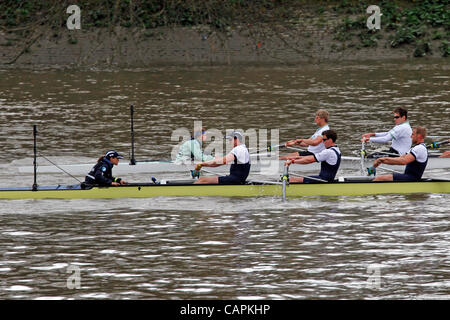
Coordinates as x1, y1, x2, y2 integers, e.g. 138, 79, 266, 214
16, 156, 450, 175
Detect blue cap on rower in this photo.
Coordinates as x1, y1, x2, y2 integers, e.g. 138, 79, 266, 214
194, 129, 207, 138
226, 130, 244, 141
105, 150, 124, 159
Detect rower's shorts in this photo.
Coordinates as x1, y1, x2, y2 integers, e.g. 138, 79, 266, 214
393, 173, 420, 182
298, 151, 315, 157
218, 175, 245, 185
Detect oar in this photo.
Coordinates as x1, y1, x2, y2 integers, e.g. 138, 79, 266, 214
427, 140, 450, 149
366, 150, 400, 157
285, 146, 307, 152
289, 172, 328, 183
190, 165, 218, 179
365, 140, 449, 159
248, 179, 283, 185
367, 166, 402, 176
249, 144, 285, 155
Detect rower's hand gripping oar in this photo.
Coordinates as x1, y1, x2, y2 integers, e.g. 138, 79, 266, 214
428, 140, 450, 149
367, 165, 402, 176
249, 144, 286, 158
191, 164, 202, 179
190, 164, 217, 179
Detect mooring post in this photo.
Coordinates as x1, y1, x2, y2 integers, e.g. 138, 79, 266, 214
32, 125, 38, 191
130, 105, 136, 165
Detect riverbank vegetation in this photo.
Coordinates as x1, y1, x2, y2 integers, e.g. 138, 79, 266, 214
0, 0, 448, 59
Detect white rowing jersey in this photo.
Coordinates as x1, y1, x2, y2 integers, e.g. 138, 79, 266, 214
370, 121, 412, 155
308, 124, 330, 154
314, 146, 341, 165
230, 144, 250, 164
409, 143, 428, 163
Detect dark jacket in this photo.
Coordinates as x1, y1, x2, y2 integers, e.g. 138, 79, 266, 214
84, 158, 121, 186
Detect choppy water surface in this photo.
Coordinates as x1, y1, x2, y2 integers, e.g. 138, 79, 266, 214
0, 60, 449, 299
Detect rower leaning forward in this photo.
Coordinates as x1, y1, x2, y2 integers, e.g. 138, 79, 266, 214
193, 131, 251, 185
361, 107, 412, 157
176, 127, 215, 163
280, 109, 330, 159
284, 129, 341, 183
84, 150, 127, 186
371, 126, 428, 182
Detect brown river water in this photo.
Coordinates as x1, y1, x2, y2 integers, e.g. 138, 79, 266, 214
0, 60, 449, 299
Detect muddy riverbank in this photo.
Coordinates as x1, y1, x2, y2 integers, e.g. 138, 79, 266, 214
0, 1, 448, 68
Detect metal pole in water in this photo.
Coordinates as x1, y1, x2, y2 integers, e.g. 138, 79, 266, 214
32, 125, 38, 191
130, 105, 136, 165
282, 165, 289, 202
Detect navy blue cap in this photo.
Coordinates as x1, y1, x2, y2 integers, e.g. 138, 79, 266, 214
105, 150, 124, 159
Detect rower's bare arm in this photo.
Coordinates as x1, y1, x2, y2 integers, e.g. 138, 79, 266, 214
380, 154, 415, 165
280, 153, 303, 160
362, 133, 375, 138
200, 155, 229, 167
306, 136, 323, 146
295, 155, 315, 164
285, 139, 297, 147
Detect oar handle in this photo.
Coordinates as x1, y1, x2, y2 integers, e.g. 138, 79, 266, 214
367, 166, 376, 176
368, 165, 402, 176
190, 169, 200, 179
429, 140, 450, 149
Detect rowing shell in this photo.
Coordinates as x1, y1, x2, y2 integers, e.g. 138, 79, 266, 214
0, 179, 448, 199
15, 156, 450, 175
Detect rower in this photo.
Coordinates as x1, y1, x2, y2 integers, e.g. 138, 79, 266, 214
176, 127, 214, 163
84, 150, 127, 186
372, 126, 428, 182
193, 131, 250, 185
361, 107, 412, 156
280, 109, 330, 159
284, 129, 341, 183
